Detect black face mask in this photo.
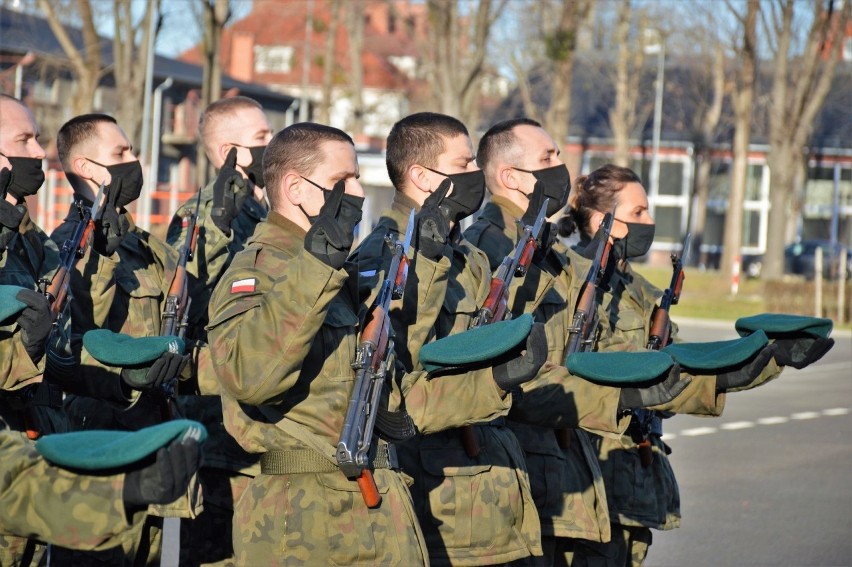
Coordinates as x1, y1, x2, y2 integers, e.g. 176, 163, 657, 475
612, 221, 656, 259
88, 159, 144, 208
425, 167, 485, 224
233, 144, 266, 189
0, 153, 44, 200
299, 177, 364, 231
514, 164, 570, 217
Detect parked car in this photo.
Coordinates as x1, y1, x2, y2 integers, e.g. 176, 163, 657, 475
745, 240, 852, 280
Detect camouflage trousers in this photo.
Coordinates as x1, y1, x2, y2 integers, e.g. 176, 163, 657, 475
0, 535, 44, 567
562, 525, 651, 567
232, 469, 428, 565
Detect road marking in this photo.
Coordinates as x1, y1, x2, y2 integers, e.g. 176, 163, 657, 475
680, 427, 717, 436
757, 416, 789, 425
720, 421, 755, 430
791, 411, 821, 420
823, 407, 849, 416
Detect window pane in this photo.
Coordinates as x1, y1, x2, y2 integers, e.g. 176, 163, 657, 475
654, 205, 682, 244
658, 162, 683, 196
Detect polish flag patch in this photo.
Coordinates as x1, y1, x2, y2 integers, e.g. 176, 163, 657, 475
230, 278, 257, 294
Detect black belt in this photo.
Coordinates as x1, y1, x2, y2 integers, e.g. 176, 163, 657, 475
260, 443, 396, 475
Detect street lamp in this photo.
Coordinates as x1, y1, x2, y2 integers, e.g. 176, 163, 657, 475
644, 30, 666, 217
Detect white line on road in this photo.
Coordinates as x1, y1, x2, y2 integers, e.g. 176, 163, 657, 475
757, 416, 789, 425
680, 427, 717, 436
720, 421, 755, 430
791, 411, 821, 420
823, 407, 849, 416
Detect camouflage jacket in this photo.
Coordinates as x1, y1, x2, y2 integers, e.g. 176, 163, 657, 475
465, 198, 613, 542
348, 194, 541, 566
0, 430, 140, 552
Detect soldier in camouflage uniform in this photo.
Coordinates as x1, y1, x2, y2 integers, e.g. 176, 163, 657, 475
165, 96, 272, 566
49, 113, 194, 566
467, 119, 696, 566
207, 122, 527, 565
348, 112, 556, 566
560, 164, 800, 567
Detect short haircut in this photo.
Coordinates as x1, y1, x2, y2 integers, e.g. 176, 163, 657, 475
263, 122, 353, 209
56, 113, 117, 169
386, 112, 469, 190
476, 118, 541, 171
198, 96, 264, 145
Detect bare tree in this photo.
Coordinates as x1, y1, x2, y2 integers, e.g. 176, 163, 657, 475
721, 0, 759, 284
346, 0, 365, 136
762, 0, 850, 279
37, 0, 102, 115
425, 0, 505, 129
318, 0, 342, 125
196, 0, 230, 186
111, 0, 159, 148
608, 0, 648, 167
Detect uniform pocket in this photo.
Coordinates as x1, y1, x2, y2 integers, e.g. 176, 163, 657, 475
321, 301, 359, 383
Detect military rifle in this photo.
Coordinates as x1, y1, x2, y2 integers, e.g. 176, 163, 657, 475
557, 211, 615, 450
336, 209, 417, 508
461, 199, 549, 457
158, 189, 201, 419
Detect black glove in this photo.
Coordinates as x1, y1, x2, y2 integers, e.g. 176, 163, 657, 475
772, 335, 835, 370
211, 147, 248, 236
0, 170, 24, 230
716, 343, 778, 391
415, 179, 452, 261
492, 322, 548, 391
92, 187, 129, 256
15, 289, 52, 363
304, 181, 354, 270
618, 363, 690, 411
121, 351, 190, 391
123, 432, 202, 507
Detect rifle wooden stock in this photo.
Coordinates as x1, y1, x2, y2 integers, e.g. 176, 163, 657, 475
646, 304, 671, 351
356, 469, 382, 508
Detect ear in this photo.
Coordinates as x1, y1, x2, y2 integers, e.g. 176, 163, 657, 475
589, 209, 605, 232
217, 143, 232, 166
72, 156, 95, 180
280, 172, 304, 206
500, 166, 519, 191
407, 165, 432, 194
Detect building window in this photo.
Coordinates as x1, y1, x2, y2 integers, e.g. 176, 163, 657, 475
254, 45, 294, 73
654, 205, 683, 244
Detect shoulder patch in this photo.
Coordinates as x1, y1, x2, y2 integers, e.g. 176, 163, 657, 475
230, 278, 257, 294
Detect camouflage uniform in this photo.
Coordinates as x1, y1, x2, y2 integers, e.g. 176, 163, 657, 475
166, 180, 266, 566
207, 210, 513, 566
49, 206, 187, 566
0, 206, 64, 566
465, 198, 628, 565
0, 430, 142, 554
581, 259, 783, 567
350, 194, 542, 566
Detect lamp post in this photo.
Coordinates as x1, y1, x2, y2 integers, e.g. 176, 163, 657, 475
645, 30, 666, 218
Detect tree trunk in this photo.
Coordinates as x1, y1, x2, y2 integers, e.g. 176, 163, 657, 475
197, 0, 230, 187
690, 152, 711, 266
721, 0, 758, 284
319, 0, 341, 126
347, 0, 365, 136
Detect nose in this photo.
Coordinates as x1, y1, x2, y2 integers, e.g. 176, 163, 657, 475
346, 177, 365, 198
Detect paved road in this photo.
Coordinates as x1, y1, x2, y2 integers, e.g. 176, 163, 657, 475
644, 319, 852, 567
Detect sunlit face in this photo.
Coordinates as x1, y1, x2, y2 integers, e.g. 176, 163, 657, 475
0, 98, 46, 168
76, 122, 137, 187
216, 106, 273, 171
510, 125, 564, 196
423, 134, 478, 199
299, 140, 363, 218
591, 181, 653, 240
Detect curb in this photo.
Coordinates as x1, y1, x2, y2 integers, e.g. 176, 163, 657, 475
675, 316, 852, 338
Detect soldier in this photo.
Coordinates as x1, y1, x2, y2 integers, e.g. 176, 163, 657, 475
559, 163, 831, 566
207, 122, 532, 564
164, 95, 272, 566
50, 113, 193, 565
348, 112, 555, 566
468, 118, 698, 566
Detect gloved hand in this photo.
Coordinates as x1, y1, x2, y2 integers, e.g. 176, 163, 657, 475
123, 431, 203, 507
92, 200, 129, 256
772, 335, 834, 369
121, 351, 190, 391
492, 322, 548, 391
211, 147, 248, 236
716, 343, 778, 390
533, 221, 557, 264
304, 181, 354, 270
415, 179, 452, 261
618, 363, 690, 411
0, 170, 24, 230
15, 289, 52, 363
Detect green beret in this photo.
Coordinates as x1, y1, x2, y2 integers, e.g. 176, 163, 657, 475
35, 419, 207, 471
663, 330, 768, 372
735, 313, 833, 339
83, 329, 185, 367
0, 285, 27, 323
419, 313, 534, 374
566, 350, 675, 385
